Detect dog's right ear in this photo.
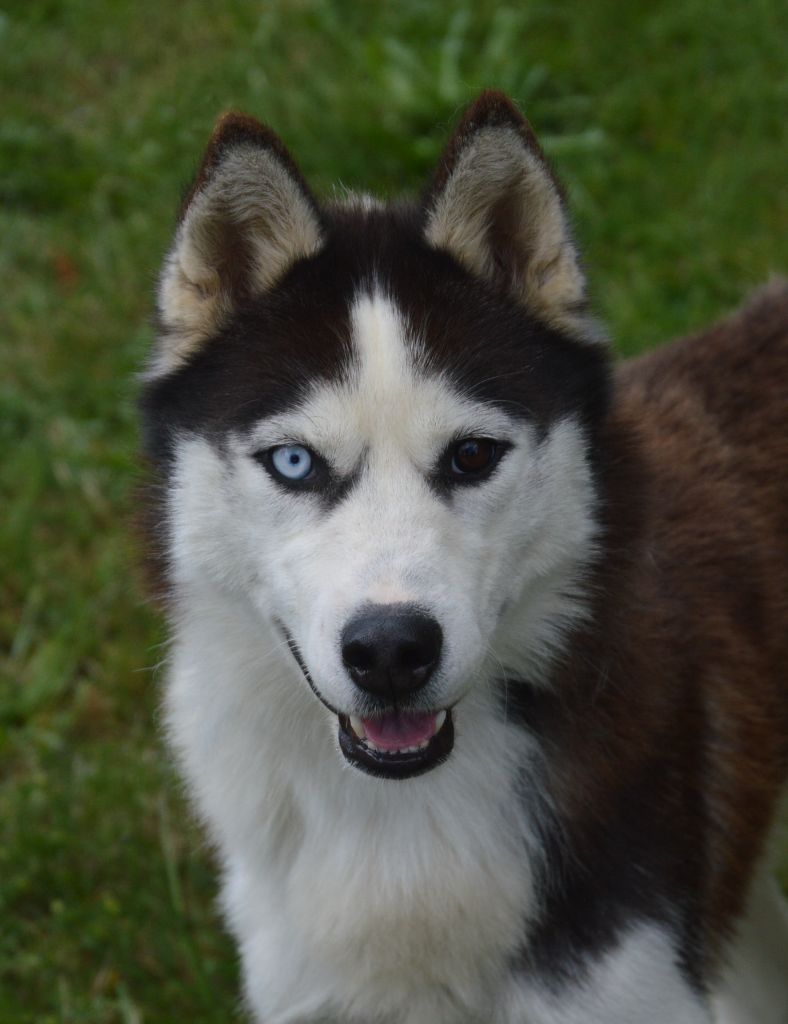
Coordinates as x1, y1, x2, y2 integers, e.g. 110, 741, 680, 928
151, 114, 323, 378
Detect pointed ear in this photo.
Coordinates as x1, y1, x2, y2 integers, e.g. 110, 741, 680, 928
424, 91, 603, 343
151, 113, 323, 377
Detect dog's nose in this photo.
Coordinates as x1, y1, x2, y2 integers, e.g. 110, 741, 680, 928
341, 605, 443, 700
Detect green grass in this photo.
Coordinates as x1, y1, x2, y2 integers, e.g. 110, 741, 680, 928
2, 1, 787, 1020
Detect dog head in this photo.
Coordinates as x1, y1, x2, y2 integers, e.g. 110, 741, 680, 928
141, 92, 610, 779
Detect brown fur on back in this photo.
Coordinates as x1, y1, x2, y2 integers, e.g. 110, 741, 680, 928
522, 284, 788, 983
622, 280, 788, 939
620, 280, 788, 547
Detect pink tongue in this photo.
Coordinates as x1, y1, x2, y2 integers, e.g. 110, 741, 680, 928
362, 711, 437, 752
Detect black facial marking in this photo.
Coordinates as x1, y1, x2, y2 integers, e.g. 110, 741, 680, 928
140, 202, 611, 473
140, 261, 355, 465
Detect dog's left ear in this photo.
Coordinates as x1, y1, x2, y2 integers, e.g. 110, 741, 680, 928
424, 91, 602, 343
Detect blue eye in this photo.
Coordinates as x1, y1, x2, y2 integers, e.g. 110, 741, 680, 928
270, 444, 314, 481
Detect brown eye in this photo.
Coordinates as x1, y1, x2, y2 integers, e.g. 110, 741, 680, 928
450, 438, 498, 477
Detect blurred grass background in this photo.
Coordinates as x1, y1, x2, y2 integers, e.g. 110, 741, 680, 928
1, 0, 786, 1020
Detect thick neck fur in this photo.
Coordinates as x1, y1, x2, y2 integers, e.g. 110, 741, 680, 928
166, 583, 541, 1022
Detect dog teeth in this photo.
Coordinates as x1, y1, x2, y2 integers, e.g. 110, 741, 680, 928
349, 716, 366, 739
362, 739, 431, 755
435, 710, 447, 732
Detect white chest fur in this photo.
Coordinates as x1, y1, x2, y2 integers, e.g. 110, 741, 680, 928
165, 596, 539, 1024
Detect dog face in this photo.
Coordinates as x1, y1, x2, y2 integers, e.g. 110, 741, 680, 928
142, 93, 610, 779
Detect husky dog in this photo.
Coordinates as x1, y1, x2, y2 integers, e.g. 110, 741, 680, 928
139, 92, 788, 1023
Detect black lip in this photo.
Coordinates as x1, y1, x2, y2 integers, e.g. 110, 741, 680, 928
276, 620, 341, 715
337, 711, 454, 780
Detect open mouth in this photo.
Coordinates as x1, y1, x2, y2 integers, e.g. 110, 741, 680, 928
275, 619, 454, 780
337, 708, 454, 779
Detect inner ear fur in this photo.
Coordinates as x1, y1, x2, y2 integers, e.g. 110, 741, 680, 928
151, 113, 323, 378
424, 91, 603, 344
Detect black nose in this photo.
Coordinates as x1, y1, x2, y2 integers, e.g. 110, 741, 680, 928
341, 604, 443, 700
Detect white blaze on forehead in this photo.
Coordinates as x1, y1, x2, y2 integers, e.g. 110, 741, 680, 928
240, 287, 517, 472
349, 290, 418, 417
343, 288, 511, 458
